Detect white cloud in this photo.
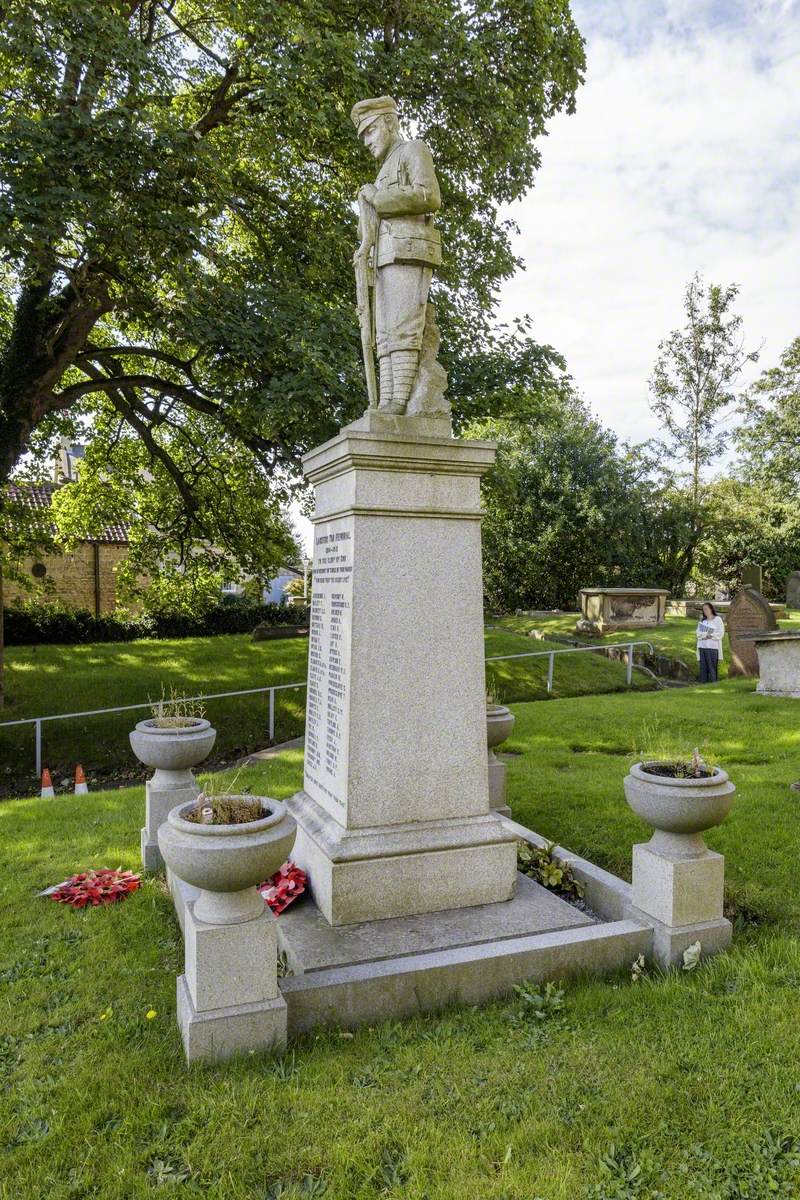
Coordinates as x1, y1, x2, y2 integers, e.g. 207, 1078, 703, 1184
498, 0, 800, 446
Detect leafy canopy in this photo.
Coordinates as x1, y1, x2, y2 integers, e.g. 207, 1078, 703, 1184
0, 0, 585, 613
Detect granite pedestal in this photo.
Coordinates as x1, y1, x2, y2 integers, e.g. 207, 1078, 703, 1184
287, 412, 516, 925
141, 774, 199, 872
177, 898, 286, 1063
627, 841, 731, 967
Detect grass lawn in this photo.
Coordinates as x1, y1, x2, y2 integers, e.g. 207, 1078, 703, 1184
496, 610, 800, 675
0, 629, 653, 792
2, 682, 800, 1198
0, 634, 310, 792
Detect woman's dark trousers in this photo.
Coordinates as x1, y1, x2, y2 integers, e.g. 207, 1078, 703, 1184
699, 648, 719, 683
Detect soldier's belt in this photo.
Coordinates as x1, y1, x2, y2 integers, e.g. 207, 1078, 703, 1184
376, 226, 442, 268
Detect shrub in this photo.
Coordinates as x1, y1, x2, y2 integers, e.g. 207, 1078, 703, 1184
3, 598, 311, 646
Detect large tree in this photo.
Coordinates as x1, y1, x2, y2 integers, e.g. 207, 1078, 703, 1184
0, 0, 585, 703
0, 1, 584, 493
476, 402, 677, 612
647, 272, 759, 593
737, 336, 800, 495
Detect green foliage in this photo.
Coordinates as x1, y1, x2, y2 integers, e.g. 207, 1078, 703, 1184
649, 273, 759, 504
690, 476, 800, 601
2, 596, 310, 645
646, 273, 759, 594
511, 979, 565, 1021
517, 839, 585, 900
738, 336, 800, 495
475, 406, 678, 611
0, 0, 585, 536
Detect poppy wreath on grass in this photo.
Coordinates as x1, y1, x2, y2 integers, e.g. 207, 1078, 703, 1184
50, 868, 141, 909
258, 861, 307, 915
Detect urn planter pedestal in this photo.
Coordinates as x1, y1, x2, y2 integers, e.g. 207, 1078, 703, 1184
487, 704, 515, 816
158, 796, 296, 1064
130, 718, 216, 872
624, 762, 735, 966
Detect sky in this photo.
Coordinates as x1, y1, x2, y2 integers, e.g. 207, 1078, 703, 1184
292, 0, 800, 555
497, 0, 800, 447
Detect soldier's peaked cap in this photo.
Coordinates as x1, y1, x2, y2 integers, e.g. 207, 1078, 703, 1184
350, 95, 398, 136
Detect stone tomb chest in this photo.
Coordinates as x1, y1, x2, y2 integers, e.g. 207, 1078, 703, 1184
727, 587, 777, 677
577, 588, 669, 636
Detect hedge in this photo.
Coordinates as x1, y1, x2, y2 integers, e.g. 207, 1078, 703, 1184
3, 600, 311, 646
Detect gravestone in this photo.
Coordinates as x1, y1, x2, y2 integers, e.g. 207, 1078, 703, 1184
727, 587, 777, 677
786, 572, 800, 610
742, 563, 763, 592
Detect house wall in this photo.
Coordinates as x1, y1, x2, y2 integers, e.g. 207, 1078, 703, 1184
4, 543, 129, 614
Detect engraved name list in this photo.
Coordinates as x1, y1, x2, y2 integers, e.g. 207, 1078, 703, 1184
304, 521, 353, 811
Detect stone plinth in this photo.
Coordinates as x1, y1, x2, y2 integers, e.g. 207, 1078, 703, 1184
628, 843, 731, 967
746, 631, 800, 698
727, 587, 777, 677
142, 777, 198, 872
577, 588, 668, 636
287, 411, 516, 925
178, 900, 286, 1063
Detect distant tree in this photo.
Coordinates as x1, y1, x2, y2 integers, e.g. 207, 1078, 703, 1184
691, 477, 800, 601
647, 273, 759, 591
737, 336, 800, 494
475, 402, 672, 612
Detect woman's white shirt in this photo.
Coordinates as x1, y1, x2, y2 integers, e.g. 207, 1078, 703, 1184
696, 614, 725, 659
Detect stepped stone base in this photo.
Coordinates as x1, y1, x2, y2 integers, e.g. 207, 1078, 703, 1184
287, 789, 517, 925
276, 872, 649, 1034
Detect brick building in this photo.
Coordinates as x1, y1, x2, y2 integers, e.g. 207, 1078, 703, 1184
3, 480, 131, 615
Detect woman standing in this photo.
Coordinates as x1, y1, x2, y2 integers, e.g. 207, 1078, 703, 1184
696, 602, 725, 683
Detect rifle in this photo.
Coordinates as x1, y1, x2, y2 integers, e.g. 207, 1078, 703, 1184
355, 194, 378, 408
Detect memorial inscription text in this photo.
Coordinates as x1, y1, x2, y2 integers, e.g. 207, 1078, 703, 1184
305, 521, 353, 810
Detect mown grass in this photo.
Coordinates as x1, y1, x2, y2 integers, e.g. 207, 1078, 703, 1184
2, 685, 800, 1198
0, 628, 652, 791
0, 635, 310, 792
497, 610, 800, 676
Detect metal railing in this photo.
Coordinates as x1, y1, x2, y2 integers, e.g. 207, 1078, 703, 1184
485, 640, 655, 693
0, 682, 307, 779
1, 640, 654, 779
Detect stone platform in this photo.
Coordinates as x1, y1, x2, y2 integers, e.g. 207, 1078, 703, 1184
276, 871, 649, 1034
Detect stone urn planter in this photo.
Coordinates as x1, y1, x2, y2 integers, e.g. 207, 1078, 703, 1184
624, 760, 736, 967
624, 761, 735, 856
158, 796, 296, 925
131, 717, 217, 872
130, 717, 217, 786
487, 703, 515, 752
487, 703, 515, 813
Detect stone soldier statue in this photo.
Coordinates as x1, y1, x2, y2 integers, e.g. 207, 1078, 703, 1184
351, 95, 448, 416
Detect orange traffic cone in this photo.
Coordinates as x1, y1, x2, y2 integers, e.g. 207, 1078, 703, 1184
41, 768, 55, 799
74, 764, 88, 795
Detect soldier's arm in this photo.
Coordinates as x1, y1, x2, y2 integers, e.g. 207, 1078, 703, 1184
372, 141, 441, 216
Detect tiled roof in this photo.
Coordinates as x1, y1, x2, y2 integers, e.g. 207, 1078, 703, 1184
6, 481, 130, 545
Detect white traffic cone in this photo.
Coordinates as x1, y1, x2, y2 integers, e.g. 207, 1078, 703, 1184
41, 769, 55, 799
74, 764, 88, 795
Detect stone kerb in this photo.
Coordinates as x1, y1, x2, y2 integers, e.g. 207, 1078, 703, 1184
726, 587, 777, 677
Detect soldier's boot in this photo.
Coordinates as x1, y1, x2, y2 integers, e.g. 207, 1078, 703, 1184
388, 350, 419, 413
378, 355, 396, 411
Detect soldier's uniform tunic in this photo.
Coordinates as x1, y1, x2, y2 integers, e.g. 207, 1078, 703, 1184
370, 138, 442, 362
